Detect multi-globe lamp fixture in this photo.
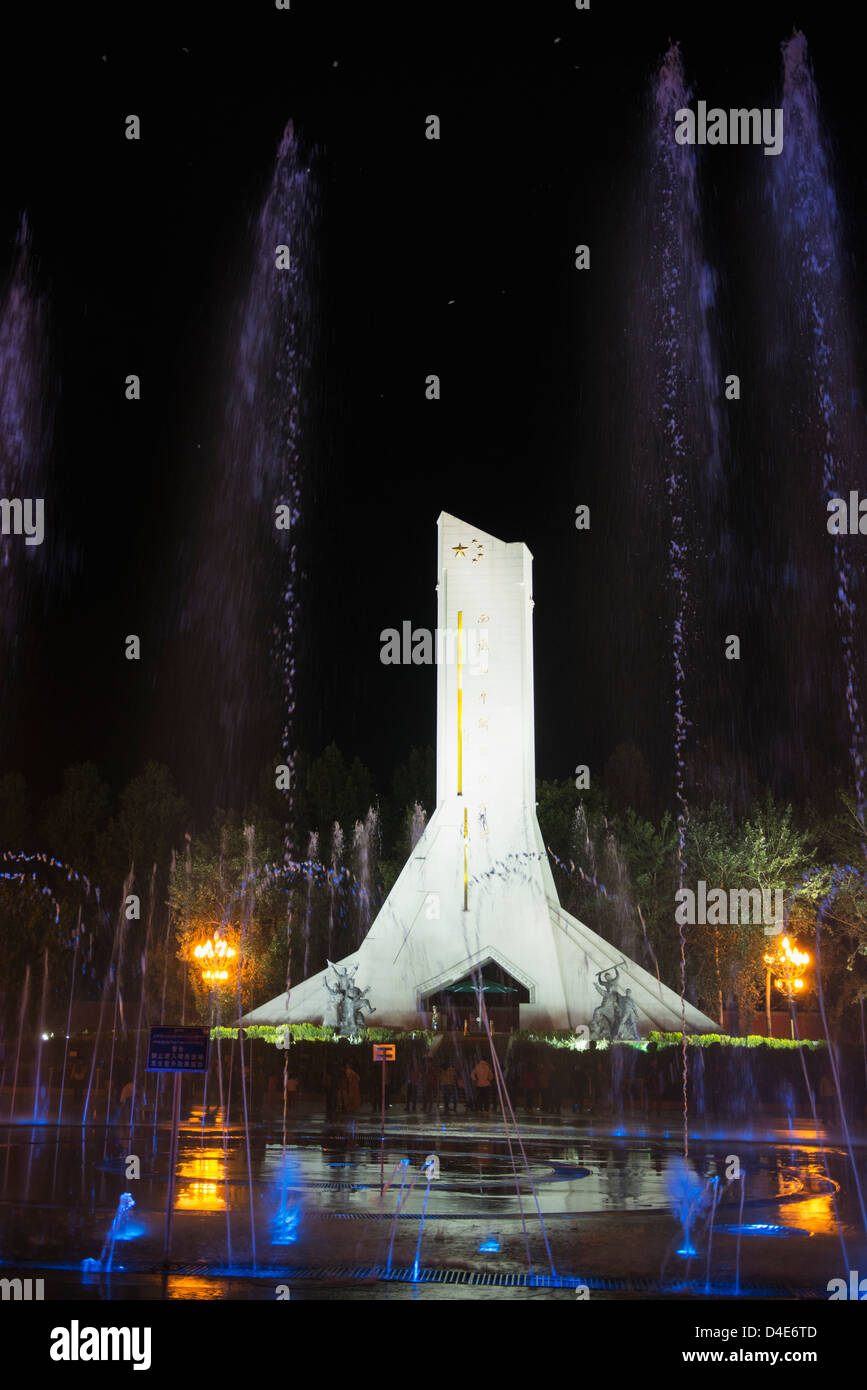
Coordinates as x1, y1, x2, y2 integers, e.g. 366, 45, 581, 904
193, 932, 237, 987
764, 935, 811, 1036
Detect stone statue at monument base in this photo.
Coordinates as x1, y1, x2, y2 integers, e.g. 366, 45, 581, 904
590, 963, 641, 1042
323, 960, 376, 1037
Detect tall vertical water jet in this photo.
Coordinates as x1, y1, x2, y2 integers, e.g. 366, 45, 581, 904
172, 126, 319, 1098
238, 823, 258, 1266
176, 124, 319, 816
352, 808, 379, 947
760, 41, 867, 1223
303, 829, 318, 978
410, 802, 427, 852
767, 31, 867, 840
650, 44, 721, 885
0, 216, 61, 747
573, 805, 595, 874
327, 822, 343, 959
647, 44, 728, 1154
603, 829, 639, 961
31, 947, 49, 1122
8, 962, 30, 1122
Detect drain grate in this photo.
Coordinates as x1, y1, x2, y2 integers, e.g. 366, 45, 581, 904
5, 1255, 821, 1297
157, 1259, 821, 1297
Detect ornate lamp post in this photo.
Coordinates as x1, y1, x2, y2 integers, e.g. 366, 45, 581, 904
763, 936, 810, 1038
192, 932, 237, 988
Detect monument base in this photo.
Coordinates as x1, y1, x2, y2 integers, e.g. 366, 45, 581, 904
242, 796, 718, 1037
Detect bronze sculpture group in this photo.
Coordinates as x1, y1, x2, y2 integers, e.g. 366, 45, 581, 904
590, 962, 641, 1041
323, 960, 376, 1037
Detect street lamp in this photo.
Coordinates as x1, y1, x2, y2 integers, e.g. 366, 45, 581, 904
763, 936, 810, 1038
193, 932, 237, 987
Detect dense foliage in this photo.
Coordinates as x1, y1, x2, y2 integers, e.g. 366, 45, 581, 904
2, 739, 866, 1039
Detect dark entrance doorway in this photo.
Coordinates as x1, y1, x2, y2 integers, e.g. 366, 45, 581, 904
426, 962, 529, 1034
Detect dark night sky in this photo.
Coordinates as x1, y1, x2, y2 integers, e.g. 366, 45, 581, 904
1, 3, 865, 824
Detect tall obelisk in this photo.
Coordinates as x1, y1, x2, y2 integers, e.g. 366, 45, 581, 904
243, 513, 718, 1034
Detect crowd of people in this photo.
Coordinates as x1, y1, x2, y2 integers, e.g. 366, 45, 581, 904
70, 1039, 866, 1130
262, 1041, 867, 1125
268, 1045, 679, 1118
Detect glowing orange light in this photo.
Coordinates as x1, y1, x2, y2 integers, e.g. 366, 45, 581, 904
764, 936, 810, 996
192, 933, 237, 989
174, 1180, 225, 1212
174, 1152, 228, 1211
193, 937, 236, 962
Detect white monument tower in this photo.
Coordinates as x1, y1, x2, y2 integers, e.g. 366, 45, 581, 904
243, 513, 717, 1034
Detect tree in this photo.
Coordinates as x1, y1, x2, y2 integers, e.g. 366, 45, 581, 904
40, 763, 111, 874
685, 796, 817, 1027
617, 809, 680, 982
794, 791, 867, 1022
113, 762, 189, 874
297, 744, 376, 845
168, 821, 287, 1022
536, 778, 584, 863
382, 745, 435, 861
391, 746, 435, 818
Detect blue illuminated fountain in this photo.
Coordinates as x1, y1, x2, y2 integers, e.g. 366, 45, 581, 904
82, 1192, 137, 1274
666, 1157, 708, 1259
271, 1150, 302, 1246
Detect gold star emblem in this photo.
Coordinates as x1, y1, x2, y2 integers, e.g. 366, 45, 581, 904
452, 542, 467, 558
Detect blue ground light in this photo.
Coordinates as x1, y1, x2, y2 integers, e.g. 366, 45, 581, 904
272, 1207, 301, 1245
715, 1223, 808, 1238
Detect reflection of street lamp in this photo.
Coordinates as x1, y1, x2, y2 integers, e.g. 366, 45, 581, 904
193, 933, 237, 987
763, 936, 810, 1037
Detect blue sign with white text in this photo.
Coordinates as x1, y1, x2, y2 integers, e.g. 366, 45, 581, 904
146, 1026, 209, 1073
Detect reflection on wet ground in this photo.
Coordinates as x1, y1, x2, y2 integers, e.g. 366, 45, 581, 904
0, 1113, 863, 1299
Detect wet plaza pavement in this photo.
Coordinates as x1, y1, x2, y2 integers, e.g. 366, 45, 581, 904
1, 1101, 864, 1301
